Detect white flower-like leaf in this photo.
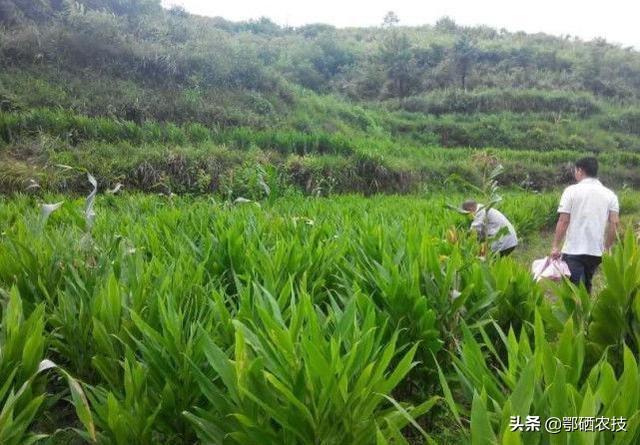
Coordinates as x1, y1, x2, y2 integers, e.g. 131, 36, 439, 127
38, 359, 57, 373
258, 177, 271, 196
41, 201, 63, 219
292, 216, 315, 226
26, 179, 40, 190
85, 173, 97, 230
106, 183, 123, 194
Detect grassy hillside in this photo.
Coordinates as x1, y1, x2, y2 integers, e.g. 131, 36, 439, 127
1, 0, 640, 194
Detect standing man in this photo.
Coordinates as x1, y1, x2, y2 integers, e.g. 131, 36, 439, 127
462, 200, 518, 256
550, 157, 619, 293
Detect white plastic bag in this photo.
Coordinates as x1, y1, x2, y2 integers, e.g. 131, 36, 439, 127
531, 257, 571, 282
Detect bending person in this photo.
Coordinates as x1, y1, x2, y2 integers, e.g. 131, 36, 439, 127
462, 200, 518, 257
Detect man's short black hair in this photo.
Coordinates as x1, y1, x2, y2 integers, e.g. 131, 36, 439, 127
575, 157, 598, 177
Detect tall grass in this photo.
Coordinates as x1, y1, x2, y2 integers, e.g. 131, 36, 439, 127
395, 89, 602, 117
0, 192, 639, 442
0, 109, 357, 155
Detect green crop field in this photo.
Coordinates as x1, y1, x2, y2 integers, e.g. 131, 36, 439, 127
1, 188, 640, 444
2, 0, 640, 443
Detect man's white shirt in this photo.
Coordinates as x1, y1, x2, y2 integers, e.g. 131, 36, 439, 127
558, 177, 619, 257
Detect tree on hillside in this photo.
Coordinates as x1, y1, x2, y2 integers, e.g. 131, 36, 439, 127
434, 16, 458, 33
382, 11, 399, 28
579, 38, 613, 97
377, 13, 421, 98
0, 0, 161, 24
78, 0, 161, 17
453, 34, 478, 90
0, 0, 19, 23
379, 30, 421, 98
0, 0, 54, 23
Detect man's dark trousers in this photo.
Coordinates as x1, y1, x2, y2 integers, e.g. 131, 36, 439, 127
562, 254, 602, 294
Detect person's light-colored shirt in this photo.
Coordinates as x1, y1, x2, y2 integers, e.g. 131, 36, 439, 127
558, 177, 619, 257
471, 205, 518, 252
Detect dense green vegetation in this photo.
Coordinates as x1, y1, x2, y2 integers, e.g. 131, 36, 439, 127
0, 190, 639, 443
1, 0, 640, 193
2, 1, 640, 443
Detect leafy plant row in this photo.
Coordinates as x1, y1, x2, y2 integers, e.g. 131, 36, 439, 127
0, 193, 638, 443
